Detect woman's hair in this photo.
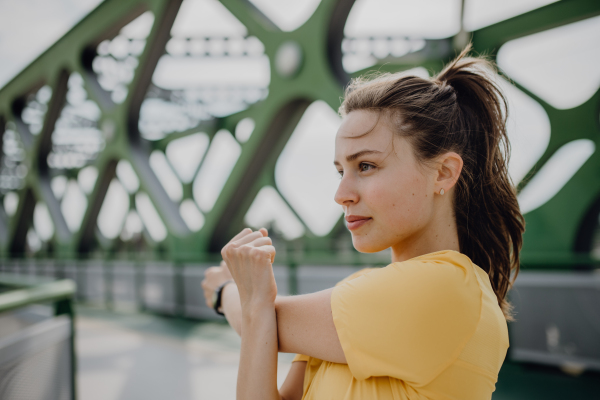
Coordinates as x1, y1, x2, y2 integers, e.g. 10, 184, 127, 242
339, 44, 525, 321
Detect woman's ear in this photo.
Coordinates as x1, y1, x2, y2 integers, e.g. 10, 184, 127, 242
435, 152, 463, 194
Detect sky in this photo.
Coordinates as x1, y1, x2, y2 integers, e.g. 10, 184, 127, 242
0, 0, 104, 87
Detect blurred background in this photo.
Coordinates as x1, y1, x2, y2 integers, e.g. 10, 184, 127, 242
0, 0, 598, 398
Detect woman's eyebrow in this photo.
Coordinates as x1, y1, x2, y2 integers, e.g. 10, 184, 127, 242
333, 149, 383, 166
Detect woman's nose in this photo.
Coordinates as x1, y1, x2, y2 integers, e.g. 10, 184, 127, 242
334, 175, 359, 206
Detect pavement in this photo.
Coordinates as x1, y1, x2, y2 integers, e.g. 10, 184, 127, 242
76, 306, 295, 400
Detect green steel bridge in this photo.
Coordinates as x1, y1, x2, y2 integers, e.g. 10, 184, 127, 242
0, 0, 599, 398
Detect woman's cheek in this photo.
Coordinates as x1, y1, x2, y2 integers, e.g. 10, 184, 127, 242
381, 181, 428, 229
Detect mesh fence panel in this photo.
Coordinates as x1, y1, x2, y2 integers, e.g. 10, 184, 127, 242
0, 316, 72, 400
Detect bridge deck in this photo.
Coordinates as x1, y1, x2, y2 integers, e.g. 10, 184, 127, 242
76, 306, 295, 400
76, 306, 600, 400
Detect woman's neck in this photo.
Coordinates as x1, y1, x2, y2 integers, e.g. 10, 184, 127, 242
390, 203, 460, 263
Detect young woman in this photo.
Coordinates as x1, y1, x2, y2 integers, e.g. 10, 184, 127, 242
202, 45, 525, 400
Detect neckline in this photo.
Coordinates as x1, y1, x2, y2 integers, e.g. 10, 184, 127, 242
401, 249, 471, 263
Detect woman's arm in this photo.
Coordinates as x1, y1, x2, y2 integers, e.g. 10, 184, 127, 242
221, 283, 242, 335
203, 266, 306, 399
279, 361, 307, 400
275, 289, 346, 364
219, 280, 345, 363
202, 244, 346, 363
201, 261, 243, 334
221, 228, 281, 400
239, 302, 280, 399
204, 227, 345, 400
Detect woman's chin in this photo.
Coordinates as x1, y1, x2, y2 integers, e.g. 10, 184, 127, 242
352, 237, 388, 254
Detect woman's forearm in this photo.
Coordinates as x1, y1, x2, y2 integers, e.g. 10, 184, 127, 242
238, 304, 281, 400
222, 283, 242, 335
218, 228, 284, 400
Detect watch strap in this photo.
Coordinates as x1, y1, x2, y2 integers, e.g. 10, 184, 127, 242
213, 280, 234, 316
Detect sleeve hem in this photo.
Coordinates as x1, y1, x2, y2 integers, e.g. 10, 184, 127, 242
292, 354, 311, 363
331, 284, 366, 380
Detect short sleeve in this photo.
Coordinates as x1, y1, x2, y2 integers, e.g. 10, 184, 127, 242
292, 354, 310, 363
331, 257, 482, 385
291, 268, 375, 365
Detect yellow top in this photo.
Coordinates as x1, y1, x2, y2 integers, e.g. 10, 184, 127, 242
292, 250, 509, 400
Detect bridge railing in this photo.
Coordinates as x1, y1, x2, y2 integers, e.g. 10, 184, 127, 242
2, 257, 600, 377
0, 258, 372, 319
0, 273, 76, 400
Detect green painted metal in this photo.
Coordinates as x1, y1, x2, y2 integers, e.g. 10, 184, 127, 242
471, 0, 600, 266
0, 0, 599, 270
0, 276, 75, 312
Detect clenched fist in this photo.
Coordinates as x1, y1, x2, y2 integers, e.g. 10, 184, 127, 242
221, 228, 277, 310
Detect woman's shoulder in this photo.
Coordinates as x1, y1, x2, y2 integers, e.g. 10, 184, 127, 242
329, 250, 484, 384
336, 250, 482, 303
335, 267, 379, 287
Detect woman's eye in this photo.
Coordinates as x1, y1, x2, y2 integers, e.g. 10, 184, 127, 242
359, 163, 375, 172
337, 170, 344, 178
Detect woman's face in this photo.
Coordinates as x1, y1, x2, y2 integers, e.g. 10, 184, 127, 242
333, 110, 437, 253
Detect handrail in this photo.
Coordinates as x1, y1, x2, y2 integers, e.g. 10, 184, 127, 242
0, 275, 75, 313
0, 274, 77, 400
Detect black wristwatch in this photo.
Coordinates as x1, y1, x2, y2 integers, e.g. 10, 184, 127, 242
212, 280, 234, 316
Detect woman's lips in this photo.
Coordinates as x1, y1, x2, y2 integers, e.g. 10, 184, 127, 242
347, 218, 372, 230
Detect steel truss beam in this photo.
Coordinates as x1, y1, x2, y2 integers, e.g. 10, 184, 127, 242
0, 0, 598, 269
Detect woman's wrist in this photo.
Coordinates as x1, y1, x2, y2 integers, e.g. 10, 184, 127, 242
241, 299, 276, 319
220, 282, 236, 311
214, 280, 234, 315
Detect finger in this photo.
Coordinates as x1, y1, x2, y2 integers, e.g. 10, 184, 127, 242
234, 231, 264, 246
256, 244, 276, 264
249, 237, 272, 248
222, 229, 255, 259
230, 228, 254, 243
259, 228, 268, 237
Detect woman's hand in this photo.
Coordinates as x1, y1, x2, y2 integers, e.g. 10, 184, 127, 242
201, 260, 233, 309
221, 227, 277, 311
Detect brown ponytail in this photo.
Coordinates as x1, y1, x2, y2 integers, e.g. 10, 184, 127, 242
340, 44, 525, 321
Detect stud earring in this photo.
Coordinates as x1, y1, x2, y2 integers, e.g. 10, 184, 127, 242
439, 188, 445, 195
